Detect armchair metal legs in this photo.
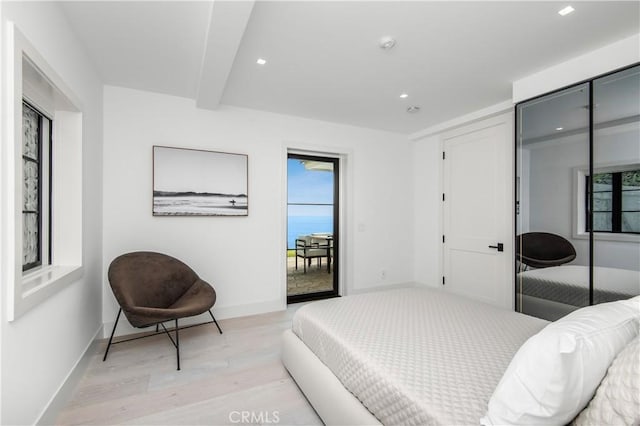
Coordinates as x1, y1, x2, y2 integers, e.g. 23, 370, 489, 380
103, 308, 122, 362
159, 319, 180, 370
103, 309, 223, 371
209, 310, 223, 334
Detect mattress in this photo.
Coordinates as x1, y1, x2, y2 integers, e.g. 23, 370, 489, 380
292, 288, 548, 425
518, 265, 640, 306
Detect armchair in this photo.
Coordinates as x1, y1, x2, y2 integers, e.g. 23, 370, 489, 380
103, 251, 223, 370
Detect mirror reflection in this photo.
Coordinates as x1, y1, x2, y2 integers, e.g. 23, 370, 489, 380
516, 65, 640, 321
516, 84, 590, 320
593, 65, 640, 304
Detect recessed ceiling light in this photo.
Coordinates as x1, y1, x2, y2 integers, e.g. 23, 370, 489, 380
256, 58, 267, 65
407, 106, 420, 113
555, 127, 564, 131
400, 93, 409, 99
379, 36, 396, 50
558, 6, 575, 16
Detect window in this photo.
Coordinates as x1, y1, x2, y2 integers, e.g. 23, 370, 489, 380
22, 101, 52, 272
2, 25, 84, 320
587, 169, 640, 234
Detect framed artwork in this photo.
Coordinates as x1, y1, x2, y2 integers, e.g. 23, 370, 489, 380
153, 146, 248, 216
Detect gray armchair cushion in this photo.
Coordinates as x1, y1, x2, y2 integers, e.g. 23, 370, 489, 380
108, 251, 216, 328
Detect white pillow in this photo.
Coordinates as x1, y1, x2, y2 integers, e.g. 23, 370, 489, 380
481, 296, 640, 426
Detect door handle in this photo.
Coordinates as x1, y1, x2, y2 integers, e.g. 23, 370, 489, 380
488, 243, 504, 252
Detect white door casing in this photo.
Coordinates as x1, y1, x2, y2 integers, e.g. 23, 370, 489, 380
442, 113, 514, 309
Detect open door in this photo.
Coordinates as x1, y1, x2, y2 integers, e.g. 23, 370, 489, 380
287, 153, 339, 303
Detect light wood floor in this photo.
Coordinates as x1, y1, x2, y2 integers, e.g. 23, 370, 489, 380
57, 306, 322, 425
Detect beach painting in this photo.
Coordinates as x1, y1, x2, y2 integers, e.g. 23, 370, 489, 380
153, 146, 248, 216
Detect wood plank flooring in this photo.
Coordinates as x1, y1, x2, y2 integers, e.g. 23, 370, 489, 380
57, 306, 322, 425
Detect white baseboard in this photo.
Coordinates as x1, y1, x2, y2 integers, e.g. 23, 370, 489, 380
102, 299, 285, 338
36, 325, 103, 425
411, 280, 442, 289
214, 299, 285, 320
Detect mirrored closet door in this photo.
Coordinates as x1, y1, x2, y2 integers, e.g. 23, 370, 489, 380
516, 64, 640, 321
592, 66, 640, 304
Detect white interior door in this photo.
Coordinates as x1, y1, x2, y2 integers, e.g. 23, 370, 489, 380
442, 114, 513, 309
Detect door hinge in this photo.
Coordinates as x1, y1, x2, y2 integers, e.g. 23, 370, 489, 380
442, 276, 445, 285
442, 193, 445, 201
442, 151, 446, 160
442, 235, 445, 243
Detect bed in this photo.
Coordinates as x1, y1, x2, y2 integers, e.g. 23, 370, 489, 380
281, 287, 549, 425
283, 287, 640, 425
517, 265, 640, 321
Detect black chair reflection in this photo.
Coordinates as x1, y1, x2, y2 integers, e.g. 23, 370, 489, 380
516, 232, 576, 271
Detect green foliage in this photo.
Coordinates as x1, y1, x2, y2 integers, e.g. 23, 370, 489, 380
593, 173, 612, 185
622, 170, 640, 187
593, 170, 640, 188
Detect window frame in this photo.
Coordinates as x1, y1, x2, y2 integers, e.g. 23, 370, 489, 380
2, 23, 84, 321
21, 100, 53, 272
586, 170, 640, 235
573, 163, 640, 243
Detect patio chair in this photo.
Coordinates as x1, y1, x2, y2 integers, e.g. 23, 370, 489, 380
295, 236, 331, 273
103, 251, 223, 370
311, 234, 333, 270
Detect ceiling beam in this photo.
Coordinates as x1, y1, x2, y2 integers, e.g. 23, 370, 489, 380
409, 100, 513, 141
196, 0, 255, 110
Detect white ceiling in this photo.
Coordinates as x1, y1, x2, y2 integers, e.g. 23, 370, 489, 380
60, 1, 640, 135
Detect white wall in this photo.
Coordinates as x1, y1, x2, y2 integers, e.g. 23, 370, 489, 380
526, 125, 640, 270
102, 85, 414, 336
0, 2, 103, 425
513, 33, 640, 103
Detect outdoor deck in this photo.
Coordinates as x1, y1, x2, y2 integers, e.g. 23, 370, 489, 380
287, 254, 333, 296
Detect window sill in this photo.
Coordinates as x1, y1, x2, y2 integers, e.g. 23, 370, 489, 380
572, 231, 640, 243
22, 265, 83, 297
11, 265, 84, 320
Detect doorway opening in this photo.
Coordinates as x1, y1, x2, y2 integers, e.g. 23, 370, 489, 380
287, 153, 339, 303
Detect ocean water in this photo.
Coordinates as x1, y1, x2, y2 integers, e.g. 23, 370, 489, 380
288, 215, 333, 249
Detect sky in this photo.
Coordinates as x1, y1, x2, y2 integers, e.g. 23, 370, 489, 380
287, 158, 334, 216
154, 146, 247, 194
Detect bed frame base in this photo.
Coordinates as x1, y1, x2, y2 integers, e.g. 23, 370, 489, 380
281, 329, 381, 425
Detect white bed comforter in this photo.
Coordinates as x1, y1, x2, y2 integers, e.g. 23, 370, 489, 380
292, 288, 548, 425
